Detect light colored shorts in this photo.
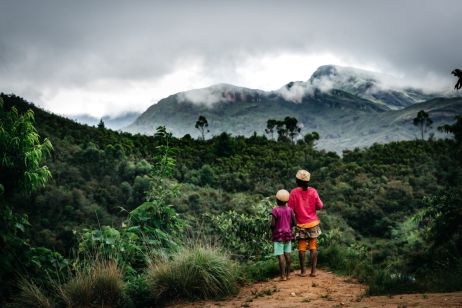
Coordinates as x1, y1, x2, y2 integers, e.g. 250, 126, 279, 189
273, 241, 292, 256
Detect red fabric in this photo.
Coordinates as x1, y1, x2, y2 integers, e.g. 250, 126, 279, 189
288, 187, 323, 225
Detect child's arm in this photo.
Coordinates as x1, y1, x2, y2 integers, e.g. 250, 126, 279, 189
315, 190, 324, 210
271, 215, 276, 229
291, 211, 296, 228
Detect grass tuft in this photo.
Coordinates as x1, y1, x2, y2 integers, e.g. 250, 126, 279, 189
12, 279, 54, 308
60, 260, 124, 307
147, 246, 239, 302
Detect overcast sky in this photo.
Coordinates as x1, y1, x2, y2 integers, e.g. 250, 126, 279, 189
0, 0, 460, 117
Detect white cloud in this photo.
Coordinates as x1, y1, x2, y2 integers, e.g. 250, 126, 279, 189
235, 53, 345, 90
40, 58, 214, 117
35, 51, 454, 116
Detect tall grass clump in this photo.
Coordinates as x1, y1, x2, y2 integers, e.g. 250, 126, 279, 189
147, 246, 239, 302
10, 279, 54, 308
60, 260, 124, 307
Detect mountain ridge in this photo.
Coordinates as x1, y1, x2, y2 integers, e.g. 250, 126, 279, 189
126, 65, 461, 152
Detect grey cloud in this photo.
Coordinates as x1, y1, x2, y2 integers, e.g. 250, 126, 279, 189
0, 0, 460, 114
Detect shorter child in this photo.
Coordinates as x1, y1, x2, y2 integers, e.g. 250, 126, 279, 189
271, 189, 295, 281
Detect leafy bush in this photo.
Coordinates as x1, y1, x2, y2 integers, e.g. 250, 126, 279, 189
366, 270, 418, 295
321, 242, 371, 277
207, 198, 273, 260
124, 274, 152, 308
147, 246, 239, 302
241, 259, 283, 282
78, 126, 186, 274
79, 226, 146, 273
25, 247, 69, 283
0, 97, 54, 300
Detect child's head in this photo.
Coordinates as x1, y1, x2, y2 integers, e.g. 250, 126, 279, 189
276, 189, 289, 205
295, 169, 310, 190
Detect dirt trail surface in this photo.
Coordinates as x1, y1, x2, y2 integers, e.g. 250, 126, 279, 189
169, 269, 462, 307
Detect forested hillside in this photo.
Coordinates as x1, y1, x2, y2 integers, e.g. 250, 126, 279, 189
1, 93, 461, 306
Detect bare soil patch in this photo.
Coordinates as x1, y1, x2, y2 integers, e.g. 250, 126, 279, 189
169, 269, 462, 307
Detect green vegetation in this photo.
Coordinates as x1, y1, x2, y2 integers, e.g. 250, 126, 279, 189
0, 96, 54, 300
413, 110, 433, 140
147, 246, 239, 303
13, 279, 54, 308
1, 93, 462, 306
265, 116, 302, 142
60, 260, 124, 307
127, 83, 462, 153
195, 115, 209, 140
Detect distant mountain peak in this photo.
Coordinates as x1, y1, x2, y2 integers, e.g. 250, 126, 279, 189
309, 64, 381, 85
307, 64, 435, 108
309, 64, 340, 80
175, 83, 264, 106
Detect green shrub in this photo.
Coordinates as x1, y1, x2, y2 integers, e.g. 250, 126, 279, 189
320, 241, 420, 295
124, 274, 152, 308
206, 199, 273, 260
147, 246, 239, 302
241, 258, 281, 282
366, 270, 418, 295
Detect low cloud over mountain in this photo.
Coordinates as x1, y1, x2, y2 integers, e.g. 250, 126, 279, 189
126, 65, 462, 153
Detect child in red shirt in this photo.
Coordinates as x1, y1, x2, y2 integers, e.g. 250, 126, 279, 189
288, 170, 323, 277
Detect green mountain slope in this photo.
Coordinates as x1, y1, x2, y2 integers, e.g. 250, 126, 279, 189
127, 85, 461, 152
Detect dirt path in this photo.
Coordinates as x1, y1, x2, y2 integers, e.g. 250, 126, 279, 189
169, 269, 462, 307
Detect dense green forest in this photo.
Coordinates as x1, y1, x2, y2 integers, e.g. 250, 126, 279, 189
1, 93, 461, 306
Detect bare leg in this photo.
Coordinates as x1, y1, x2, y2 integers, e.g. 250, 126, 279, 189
299, 251, 306, 276
310, 249, 318, 277
278, 255, 285, 280
284, 252, 291, 279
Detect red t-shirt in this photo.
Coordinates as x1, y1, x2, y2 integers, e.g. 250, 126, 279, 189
288, 187, 323, 225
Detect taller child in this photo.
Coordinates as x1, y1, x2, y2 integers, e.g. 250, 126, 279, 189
288, 169, 323, 277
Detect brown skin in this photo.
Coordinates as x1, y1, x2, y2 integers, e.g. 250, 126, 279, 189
295, 179, 318, 277
310, 249, 318, 277
299, 250, 306, 276
298, 248, 318, 276
271, 200, 295, 280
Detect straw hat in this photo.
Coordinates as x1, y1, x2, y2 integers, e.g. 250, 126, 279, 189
296, 169, 311, 182
275, 189, 290, 202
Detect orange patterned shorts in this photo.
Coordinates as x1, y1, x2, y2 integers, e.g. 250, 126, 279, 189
298, 238, 317, 251
295, 224, 321, 251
